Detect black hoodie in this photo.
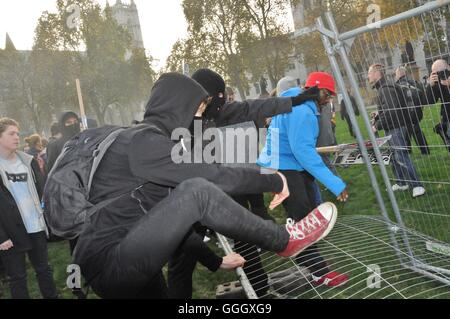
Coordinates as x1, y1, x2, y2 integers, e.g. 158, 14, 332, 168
46, 111, 81, 171
73, 73, 283, 275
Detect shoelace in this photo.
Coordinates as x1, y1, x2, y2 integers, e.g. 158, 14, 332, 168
285, 211, 322, 240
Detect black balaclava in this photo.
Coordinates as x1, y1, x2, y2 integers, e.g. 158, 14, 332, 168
58, 111, 81, 139
191, 69, 226, 120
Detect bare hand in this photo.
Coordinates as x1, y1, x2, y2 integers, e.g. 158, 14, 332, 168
337, 190, 349, 202
441, 78, 450, 87
220, 253, 246, 270
269, 172, 290, 210
0, 240, 13, 251
429, 72, 439, 86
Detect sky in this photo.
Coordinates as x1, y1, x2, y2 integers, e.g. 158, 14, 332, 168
0, 0, 188, 70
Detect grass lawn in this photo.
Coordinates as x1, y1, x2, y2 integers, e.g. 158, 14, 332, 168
1, 105, 448, 299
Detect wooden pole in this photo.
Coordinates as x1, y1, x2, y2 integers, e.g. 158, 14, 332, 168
75, 78, 88, 130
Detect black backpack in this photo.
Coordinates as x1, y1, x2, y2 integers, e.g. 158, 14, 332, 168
43, 125, 127, 240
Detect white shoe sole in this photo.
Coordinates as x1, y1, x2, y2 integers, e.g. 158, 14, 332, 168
316, 202, 338, 242
287, 203, 338, 259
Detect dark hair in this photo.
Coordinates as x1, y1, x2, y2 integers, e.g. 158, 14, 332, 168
50, 122, 61, 136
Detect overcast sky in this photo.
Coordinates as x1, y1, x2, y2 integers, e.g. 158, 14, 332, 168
0, 0, 188, 70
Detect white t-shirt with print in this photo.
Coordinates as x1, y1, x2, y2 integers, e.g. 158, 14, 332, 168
0, 157, 44, 234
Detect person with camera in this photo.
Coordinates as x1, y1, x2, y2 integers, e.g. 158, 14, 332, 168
426, 59, 450, 153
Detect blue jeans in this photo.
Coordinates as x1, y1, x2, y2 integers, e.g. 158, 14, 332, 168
387, 127, 422, 188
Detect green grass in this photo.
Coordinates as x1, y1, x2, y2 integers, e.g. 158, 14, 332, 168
1, 106, 448, 299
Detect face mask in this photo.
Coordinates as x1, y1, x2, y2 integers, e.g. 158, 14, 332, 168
203, 95, 226, 120
63, 122, 81, 137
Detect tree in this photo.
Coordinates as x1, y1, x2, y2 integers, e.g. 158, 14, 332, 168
181, 0, 250, 99
240, 0, 294, 88
32, 0, 156, 125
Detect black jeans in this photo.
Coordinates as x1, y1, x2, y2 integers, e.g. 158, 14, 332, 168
280, 170, 330, 277
85, 178, 289, 299
344, 114, 356, 138
405, 123, 430, 155
0, 232, 58, 299
168, 194, 274, 299
232, 194, 274, 298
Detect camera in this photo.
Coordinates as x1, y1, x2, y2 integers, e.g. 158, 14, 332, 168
437, 69, 450, 80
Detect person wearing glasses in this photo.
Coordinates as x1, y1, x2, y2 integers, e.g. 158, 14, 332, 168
257, 72, 350, 287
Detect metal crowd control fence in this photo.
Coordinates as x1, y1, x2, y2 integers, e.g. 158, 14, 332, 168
216, 0, 450, 299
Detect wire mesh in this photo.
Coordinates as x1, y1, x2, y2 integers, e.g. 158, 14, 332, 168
219, 215, 449, 299
344, 3, 449, 247
217, 1, 450, 299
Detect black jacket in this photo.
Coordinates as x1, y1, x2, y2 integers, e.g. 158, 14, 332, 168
340, 95, 359, 120
374, 77, 408, 131
396, 76, 426, 125
215, 97, 292, 128
73, 73, 284, 275
425, 81, 450, 124
0, 158, 46, 256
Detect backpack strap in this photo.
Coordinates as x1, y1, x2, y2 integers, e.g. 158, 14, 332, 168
85, 124, 163, 220
87, 128, 126, 192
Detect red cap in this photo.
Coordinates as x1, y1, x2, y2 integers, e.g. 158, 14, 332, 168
305, 72, 336, 96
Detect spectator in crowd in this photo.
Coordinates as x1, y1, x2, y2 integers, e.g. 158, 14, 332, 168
0, 118, 58, 299
425, 59, 450, 153
395, 66, 430, 155
340, 90, 360, 138
49, 123, 62, 144
226, 87, 235, 103
24, 134, 46, 177
368, 64, 425, 198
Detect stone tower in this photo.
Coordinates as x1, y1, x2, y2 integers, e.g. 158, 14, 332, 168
110, 0, 144, 49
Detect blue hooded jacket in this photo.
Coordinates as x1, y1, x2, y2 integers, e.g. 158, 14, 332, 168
257, 87, 346, 196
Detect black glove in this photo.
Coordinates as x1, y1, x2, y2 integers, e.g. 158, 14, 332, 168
290, 86, 320, 106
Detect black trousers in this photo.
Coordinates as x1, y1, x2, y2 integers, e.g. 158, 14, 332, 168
83, 178, 289, 299
280, 170, 330, 277
167, 226, 211, 299
0, 232, 58, 299
232, 194, 274, 298
405, 123, 430, 155
0, 257, 5, 276
344, 114, 356, 138
167, 193, 274, 299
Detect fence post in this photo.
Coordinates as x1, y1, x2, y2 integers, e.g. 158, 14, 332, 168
216, 234, 258, 299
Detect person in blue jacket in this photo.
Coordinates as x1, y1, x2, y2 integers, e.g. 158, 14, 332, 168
258, 72, 350, 287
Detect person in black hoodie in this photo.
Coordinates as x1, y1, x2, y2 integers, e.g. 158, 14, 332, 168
46, 111, 81, 172
72, 73, 338, 299
168, 69, 321, 298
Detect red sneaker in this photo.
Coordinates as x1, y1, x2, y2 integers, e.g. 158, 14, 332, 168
312, 272, 349, 287
277, 202, 338, 258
